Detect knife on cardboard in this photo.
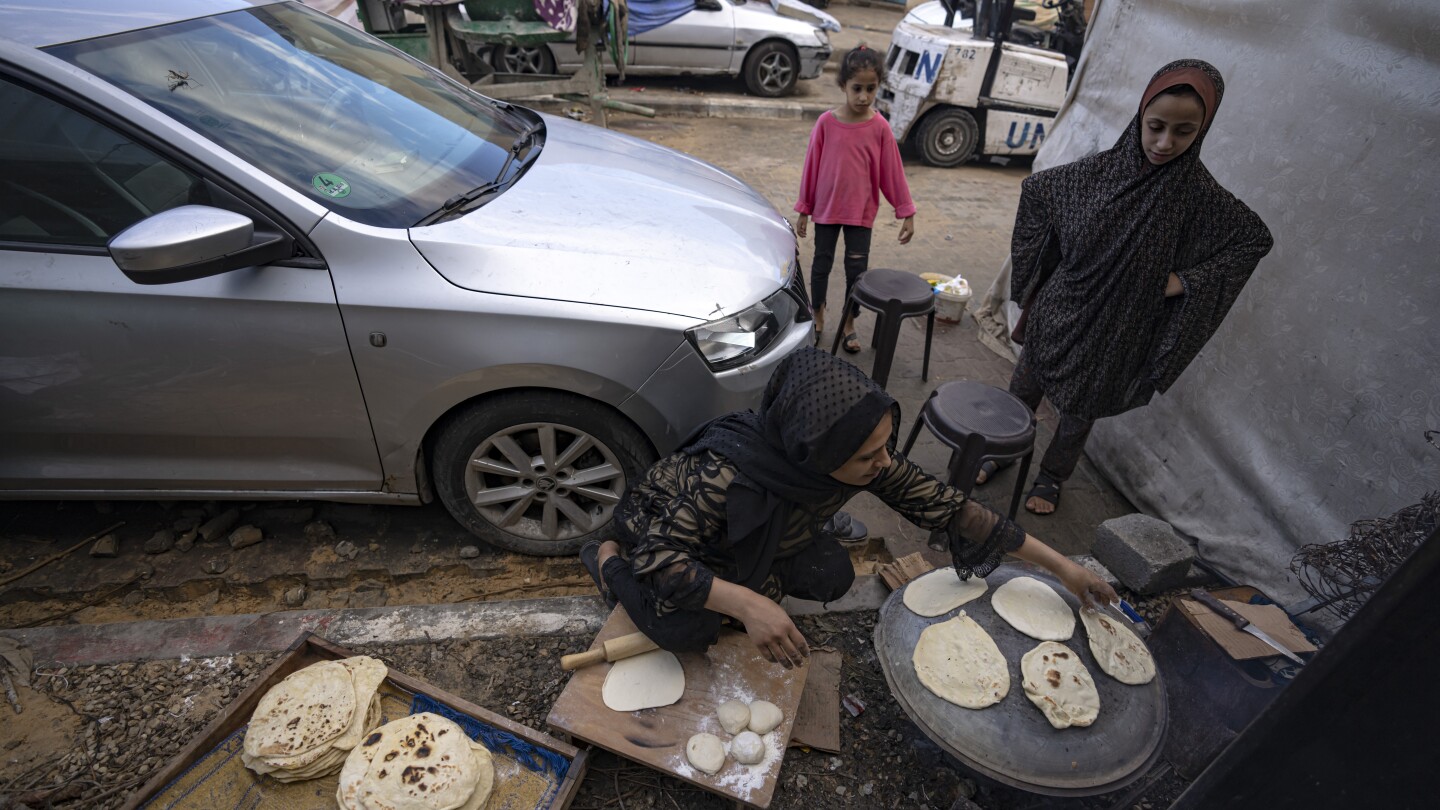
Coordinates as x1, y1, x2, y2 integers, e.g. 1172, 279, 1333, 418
1189, 589, 1305, 666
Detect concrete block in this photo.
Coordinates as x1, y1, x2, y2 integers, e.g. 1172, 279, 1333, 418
1093, 513, 1194, 595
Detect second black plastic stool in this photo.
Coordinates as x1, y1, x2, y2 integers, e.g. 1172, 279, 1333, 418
901, 380, 1037, 520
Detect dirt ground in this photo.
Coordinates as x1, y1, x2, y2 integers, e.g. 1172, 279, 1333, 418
0, 614, 1187, 810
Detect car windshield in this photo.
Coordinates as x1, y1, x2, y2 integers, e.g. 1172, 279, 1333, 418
49, 2, 528, 228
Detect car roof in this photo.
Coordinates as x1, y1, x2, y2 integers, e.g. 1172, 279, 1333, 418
0, 0, 281, 48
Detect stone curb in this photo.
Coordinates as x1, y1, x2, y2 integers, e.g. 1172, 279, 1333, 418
526, 94, 831, 121
6, 597, 608, 667
7, 576, 891, 667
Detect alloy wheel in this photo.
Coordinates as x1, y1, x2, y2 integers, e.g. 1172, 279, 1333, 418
462, 422, 626, 543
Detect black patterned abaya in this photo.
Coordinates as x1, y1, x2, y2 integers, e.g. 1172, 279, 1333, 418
1011, 59, 1273, 423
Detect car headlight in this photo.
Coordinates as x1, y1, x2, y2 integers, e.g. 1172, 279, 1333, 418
686, 267, 811, 371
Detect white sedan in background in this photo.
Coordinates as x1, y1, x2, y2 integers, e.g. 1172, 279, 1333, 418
492, 0, 835, 97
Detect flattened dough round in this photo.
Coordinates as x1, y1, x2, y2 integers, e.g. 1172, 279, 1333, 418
686, 733, 725, 775
992, 576, 1076, 641
1020, 641, 1100, 729
731, 731, 765, 765
903, 568, 989, 617
716, 700, 750, 735
1081, 609, 1156, 685
602, 649, 685, 712
747, 700, 783, 735
913, 611, 1009, 709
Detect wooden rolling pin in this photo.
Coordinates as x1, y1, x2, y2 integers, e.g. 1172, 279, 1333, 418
560, 632, 659, 671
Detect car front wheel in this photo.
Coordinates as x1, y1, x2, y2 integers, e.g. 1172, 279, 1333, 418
432, 392, 656, 556
744, 41, 799, 98
491, 44, 557, 75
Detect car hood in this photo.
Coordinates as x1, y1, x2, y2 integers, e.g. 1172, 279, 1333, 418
409, 115, 796, 321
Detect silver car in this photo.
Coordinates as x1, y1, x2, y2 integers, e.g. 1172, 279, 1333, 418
491, 0, 833, 97
0, 0, 812, 556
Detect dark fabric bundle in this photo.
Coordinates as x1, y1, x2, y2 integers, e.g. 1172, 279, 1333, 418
1010, 59, 1273, 421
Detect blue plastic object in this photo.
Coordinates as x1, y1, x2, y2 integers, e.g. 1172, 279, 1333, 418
409, 693, 571, 780
1113, 599, 1150, 633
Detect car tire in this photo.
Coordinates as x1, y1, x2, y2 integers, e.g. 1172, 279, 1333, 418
743, 41, 799, 98
491, 44, 556, 75
915, 107, 981, 167
432, 392, 656, 557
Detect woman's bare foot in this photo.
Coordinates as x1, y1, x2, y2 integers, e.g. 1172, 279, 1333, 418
1026, 495, 1057, 515
840, 314, 860, 352
813, 306, 826, 335
596, 539, 620, 566
1024, 474, 1061, 515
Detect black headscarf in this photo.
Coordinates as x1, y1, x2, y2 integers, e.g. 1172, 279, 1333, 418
1010, 59, 1273, 421
681, 347, 898, 586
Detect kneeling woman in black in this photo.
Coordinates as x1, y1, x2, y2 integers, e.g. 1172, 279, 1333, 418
582, 348, 1116, 667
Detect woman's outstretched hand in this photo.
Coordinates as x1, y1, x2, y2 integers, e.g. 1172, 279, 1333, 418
1011, 533, 1119, 609
742, 595, 810, 669
706, 578, 810, 668
1058, 563, 1119, 609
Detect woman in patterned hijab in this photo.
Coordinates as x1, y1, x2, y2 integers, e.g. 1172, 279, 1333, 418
584, 348, 1116, 666
991, 59, 1273, 515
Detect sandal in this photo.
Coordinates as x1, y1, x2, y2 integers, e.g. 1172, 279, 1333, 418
842, 333, 861, 354
823, 510, 868, 544
975, 459, 1014, 487
1024, 473, 1062, 515
578, 539, 618, 608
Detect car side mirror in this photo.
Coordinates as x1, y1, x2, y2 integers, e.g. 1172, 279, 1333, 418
695, 0, 722, 11
108, 205, 294, 285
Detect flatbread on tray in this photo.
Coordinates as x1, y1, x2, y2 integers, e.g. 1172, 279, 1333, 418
337, 711, 494, 810
242, 655, 387, 782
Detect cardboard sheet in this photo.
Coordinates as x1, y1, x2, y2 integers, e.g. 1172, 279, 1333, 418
878, 552, 939, 591
1180, 598, 1318, 660
787, 649, 841, 753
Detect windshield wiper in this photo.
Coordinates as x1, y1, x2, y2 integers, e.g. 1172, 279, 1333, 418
414, 122, 543, 227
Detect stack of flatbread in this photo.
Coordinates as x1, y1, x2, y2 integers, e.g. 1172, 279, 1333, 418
242, 656, 387, 782
337, 712, 495, 810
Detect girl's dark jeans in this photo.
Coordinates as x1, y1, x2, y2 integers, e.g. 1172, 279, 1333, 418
810, 223, 873, 320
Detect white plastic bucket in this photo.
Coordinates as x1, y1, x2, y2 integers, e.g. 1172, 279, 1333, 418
920, 272, 971, 324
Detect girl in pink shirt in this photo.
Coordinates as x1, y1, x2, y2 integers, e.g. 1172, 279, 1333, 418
795, 46, 916, 354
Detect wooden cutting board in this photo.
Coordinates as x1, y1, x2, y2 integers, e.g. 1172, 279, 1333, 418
546, 605, 809, 809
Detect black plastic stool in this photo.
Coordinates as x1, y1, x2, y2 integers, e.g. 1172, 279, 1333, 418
901, 380, 1037, 521
828, 268, 934, 389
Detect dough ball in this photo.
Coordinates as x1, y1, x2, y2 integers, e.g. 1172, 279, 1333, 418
747, 700, 783, 735
731, 731, 765, 765
685, 733, 725, 775
716, 700, 750, 735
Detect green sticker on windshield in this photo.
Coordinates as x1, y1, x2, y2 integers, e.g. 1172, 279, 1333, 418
312, 172, 351, 199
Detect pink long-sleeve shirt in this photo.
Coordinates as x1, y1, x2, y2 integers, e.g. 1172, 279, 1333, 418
794, 111, 916, 228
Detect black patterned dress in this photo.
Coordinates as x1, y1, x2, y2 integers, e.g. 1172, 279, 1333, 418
1011, 60, 1273, 424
